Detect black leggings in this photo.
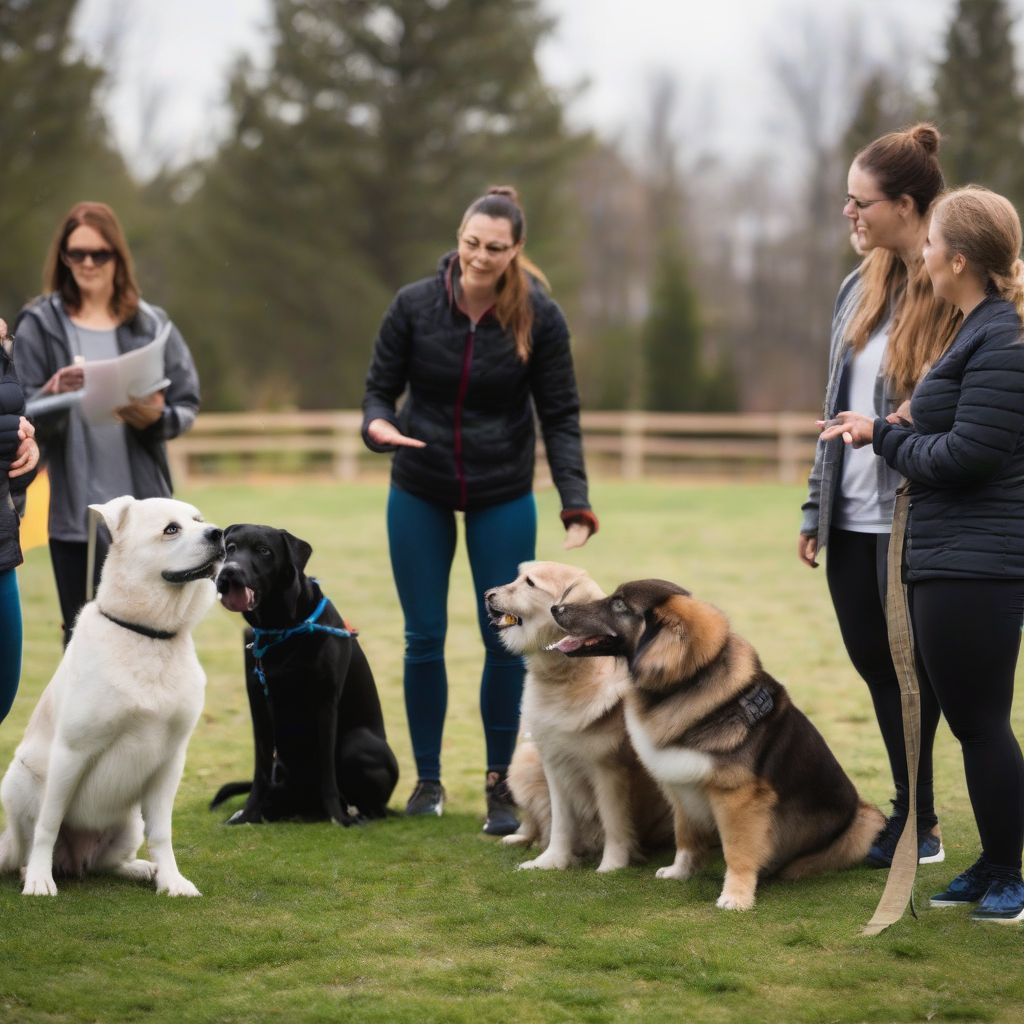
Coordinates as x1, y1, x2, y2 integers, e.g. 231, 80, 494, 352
48, 536, 109, 646
908, 577, 1024, 872
826, 529, 941, 827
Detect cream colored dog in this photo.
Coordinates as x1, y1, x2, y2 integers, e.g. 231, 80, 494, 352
485, 561, 671, 872
0, 496, 223, 896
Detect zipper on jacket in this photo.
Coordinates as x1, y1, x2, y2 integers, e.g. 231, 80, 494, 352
453, 321, 476, 510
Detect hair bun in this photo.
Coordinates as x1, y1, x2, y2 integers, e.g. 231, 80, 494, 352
486, 185, 520, 204
907, 122, 941, 155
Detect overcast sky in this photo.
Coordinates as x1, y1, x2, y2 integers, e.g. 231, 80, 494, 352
71, 0, 1008, 178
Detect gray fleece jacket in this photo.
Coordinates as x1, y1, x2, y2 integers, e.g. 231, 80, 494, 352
800, 268, 903, 551
14, 294, 199, 542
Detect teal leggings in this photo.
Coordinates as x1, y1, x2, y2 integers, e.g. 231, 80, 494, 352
387, 487, 536, 781
0, 568, 22, 724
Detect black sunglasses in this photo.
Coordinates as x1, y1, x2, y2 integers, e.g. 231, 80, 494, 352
62, 248, 116, 267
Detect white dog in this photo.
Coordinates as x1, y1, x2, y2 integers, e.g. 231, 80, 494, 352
0, 495, 223, 896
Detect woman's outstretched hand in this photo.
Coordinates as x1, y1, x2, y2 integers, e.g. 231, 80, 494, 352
818, 412, 875, 448
367, 418, 426, 449
563, 521, 591, 550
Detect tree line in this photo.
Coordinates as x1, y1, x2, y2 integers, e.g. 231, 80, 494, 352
2, 0, 1022, 413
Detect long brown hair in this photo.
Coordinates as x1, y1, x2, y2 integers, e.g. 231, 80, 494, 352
458, 186, 549, 362
43, 201, 141, 322
845, 124, 960, 396
934, 186, 1024, 320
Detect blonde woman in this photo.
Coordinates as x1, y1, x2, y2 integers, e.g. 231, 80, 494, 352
800, 125, 960, 868
824, 186, 1024, 924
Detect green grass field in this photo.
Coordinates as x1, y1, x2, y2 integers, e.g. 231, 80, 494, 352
2, 479, 1022, 1023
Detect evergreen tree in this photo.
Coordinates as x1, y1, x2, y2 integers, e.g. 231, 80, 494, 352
0, 0, 135, 317
642, 227, 703, 411
168, 0, 583, 409
933, 0, 1024, 206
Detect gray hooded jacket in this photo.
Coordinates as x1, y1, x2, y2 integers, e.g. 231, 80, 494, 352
800, 268, 903, 551
14, 294, 199, 542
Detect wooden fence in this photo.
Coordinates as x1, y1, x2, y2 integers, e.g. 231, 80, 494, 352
166, 410, 821, 485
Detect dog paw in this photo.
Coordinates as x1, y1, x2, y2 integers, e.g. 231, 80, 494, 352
518, 853, 573, 871
22, 871, 57, 896
655, 850, 697, 881
501, 833, 532, 847
596, 856, 630, 874
157, 873, 202, 897
226, 808, 261, 825
715, 891, 754, 911
117, 859, 158, 883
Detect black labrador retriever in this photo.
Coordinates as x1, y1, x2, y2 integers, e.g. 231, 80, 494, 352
211, 524, 399, 825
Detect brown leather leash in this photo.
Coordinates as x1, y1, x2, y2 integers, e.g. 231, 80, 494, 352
862, 483, 920, 936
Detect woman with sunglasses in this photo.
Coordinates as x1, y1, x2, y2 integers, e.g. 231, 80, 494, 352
800, 124, 961, 868
14, 201, 199, 645
0, 317, 40, 724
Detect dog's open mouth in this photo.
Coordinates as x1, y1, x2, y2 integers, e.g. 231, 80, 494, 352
546, 634, 616, 656
486, 604, 521, 630
162, 557, 222, 585
218, 581, 257, 613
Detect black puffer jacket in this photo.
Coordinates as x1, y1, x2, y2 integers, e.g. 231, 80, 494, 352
0, 338, 31, 572
362, 253, 592, 518
874, 295, 1024, 581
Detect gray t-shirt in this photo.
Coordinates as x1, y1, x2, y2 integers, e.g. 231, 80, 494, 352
52, 318, 134, 537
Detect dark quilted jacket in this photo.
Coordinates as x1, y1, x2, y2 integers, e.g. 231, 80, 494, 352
362, 253, 591, 514
0, 339, 30, 572
874, 295, 1024, 581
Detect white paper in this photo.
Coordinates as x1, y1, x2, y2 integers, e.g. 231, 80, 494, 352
80, 323, 172, 424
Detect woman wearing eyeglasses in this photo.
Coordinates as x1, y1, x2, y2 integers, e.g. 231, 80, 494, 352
0, 318, 40, 724
800, 124, 960, 868
362, 186, 596, 833
14, 201, 199, 645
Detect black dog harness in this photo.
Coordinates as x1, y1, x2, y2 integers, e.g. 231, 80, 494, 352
247, 593, 358, 697
100, 608, 177, 640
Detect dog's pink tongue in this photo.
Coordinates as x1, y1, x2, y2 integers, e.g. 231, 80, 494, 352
548, 636, 585, 653
220, 584, 255, 614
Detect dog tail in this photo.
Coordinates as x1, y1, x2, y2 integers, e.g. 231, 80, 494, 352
209, 780, 253, 809
778, 800, 885, 880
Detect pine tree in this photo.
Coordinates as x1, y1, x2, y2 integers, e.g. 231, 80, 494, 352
933, 0, 1024, 206
166, 0, 583, 409
0, 0, 135, 318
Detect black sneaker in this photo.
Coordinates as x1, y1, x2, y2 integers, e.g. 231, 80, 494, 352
482, 770, 519, 836
971, 876, 1024, 924
865, 817, 945, 868
405, 779, 445, 817
931, 856, 994, 907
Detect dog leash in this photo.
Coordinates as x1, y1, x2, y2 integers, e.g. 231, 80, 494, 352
862, 482, 921, 937
246, 591, 358, 697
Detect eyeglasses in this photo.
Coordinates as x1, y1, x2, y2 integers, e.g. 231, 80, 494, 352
844, 194, 893, 211
62, 248, 116, 266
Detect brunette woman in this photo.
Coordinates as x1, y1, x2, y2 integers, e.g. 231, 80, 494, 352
362, 186, 597, 833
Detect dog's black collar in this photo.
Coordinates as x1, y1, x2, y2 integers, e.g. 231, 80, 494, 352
99, 608, 177, 640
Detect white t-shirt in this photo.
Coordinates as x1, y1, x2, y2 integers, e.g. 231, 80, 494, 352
834, 323, 890, 533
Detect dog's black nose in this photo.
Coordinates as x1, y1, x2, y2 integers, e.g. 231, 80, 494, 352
206, 527, 224, 544
552, 604, 563, 616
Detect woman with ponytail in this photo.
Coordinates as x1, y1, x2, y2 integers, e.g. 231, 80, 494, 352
801, 124, 960, 869
362, 186, 596, 832
824, 186, 1024, 924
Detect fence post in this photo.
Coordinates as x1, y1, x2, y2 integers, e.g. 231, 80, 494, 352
622, 411, 645, 479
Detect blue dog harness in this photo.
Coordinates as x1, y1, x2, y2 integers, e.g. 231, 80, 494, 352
247, 592, 358, 697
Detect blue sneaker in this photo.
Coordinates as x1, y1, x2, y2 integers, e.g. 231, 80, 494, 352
971, 876, 1024, 924
930, 857, 993, 907
865, 817, 945, 868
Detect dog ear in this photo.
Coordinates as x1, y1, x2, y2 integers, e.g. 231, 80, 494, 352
280, 530, 313, 574
89, 495, 135, 538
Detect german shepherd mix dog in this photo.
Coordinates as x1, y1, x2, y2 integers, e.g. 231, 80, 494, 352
549, 579, 884, 910
486, 562, 671, 872
0, 496, 224, 896
212, 524, 398, 825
